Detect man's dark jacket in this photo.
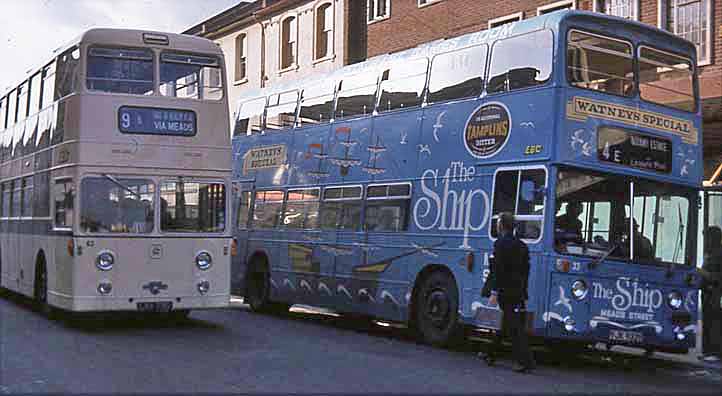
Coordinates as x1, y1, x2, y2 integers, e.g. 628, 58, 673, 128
483, 233, 530, 304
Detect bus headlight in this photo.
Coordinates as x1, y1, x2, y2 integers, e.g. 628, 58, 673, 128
197, 280, 210, 294
96, 252, 115, 271
195, 251, 212, 270
571, 280, 588, 300
667, 291, 683, 310
97, 281, 112, 295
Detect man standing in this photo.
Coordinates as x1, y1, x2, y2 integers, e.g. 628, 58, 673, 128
480, 212, 534, 373
700, 226, 722, 362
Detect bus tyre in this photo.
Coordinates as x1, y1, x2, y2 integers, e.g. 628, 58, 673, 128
414, 271, 462, 348
246, 263, 289, 314
33, 261, 57, 320
246, 262, 273, 312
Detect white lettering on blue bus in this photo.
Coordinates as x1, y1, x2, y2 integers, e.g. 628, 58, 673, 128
413, 161, 490, 249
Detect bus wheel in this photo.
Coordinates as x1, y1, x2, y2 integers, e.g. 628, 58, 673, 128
245, 260, 289, 314
414, 271, 462, 348
246, 260, 272, 312
33, 260, 57, 319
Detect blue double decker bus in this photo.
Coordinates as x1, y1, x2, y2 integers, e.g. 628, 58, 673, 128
230, 10, 702, 354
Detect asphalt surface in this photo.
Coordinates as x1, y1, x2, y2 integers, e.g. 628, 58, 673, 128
0, 292, 720, 394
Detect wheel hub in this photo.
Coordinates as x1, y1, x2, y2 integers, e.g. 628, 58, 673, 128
426, 289, 450, 327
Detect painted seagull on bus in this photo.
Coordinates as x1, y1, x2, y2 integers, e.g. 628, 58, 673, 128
554, 285, 573, 313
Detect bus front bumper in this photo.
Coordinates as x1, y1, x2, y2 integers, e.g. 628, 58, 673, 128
48, 291, 229, 312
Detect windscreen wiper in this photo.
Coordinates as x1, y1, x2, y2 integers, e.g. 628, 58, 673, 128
589, 243, 619, 270
102, 174, 142, 200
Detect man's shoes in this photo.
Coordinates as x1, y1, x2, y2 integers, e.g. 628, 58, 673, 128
512, 362, 532, 373
478, 352, 496, 367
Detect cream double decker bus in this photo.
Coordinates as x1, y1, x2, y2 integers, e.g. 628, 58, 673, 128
0, 29, 231, 317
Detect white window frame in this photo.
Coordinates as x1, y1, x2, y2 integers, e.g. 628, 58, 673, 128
658, 0, 713, 66
418, 0, 444, 8
367, 0, 391, 24
592, 0, 639, 20
537, 0, 577, 15
488, 12, 524, 29
314, 1, 335, 63
279, 14, 299, 73
235, 33, 248, 84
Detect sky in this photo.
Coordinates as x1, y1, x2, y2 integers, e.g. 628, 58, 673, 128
0, 0, 245, 92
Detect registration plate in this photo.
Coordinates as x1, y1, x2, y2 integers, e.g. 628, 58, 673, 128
609, 329, 644, 344
137, 302, 173, 312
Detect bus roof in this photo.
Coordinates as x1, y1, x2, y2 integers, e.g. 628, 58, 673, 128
234, 9, 698, 111
2, 28, 221, 99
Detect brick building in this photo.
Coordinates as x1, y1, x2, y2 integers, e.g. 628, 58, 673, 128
365, 0, 722, 178
184, 0, 367, 118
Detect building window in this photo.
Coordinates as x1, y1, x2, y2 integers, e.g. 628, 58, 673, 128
315, 3, 333, 60
281, 16, 297, 70
418, 0, 443, 7
594, 0, 638, 20
488, 12, 524, 29
235, 33, 247, 82
367, 0, 390, 23
666, 0, 712, 65
537, 0, 576, 15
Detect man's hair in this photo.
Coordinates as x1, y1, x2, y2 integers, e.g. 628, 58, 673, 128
498, 212, 514, 233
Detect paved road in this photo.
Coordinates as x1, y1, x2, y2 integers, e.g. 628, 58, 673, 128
0, 292, 720, 394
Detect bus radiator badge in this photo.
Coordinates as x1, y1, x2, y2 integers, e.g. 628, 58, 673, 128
150, 244, 163, 259
143, 281, 168, 295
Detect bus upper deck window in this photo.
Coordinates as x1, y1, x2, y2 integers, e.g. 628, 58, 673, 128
56, 47, 80, 99
487, 30, 553, 94
427, 44, 487, 104
298, 83, 335, 126
377, 58, 428, 113
87, 47, 152, 95
160, 52, 223, 100
567, 31, 634, 97
638, 47, 695, 112
265, 91, 299, 131
335, 73, 378, 120
234, 97, 266, 136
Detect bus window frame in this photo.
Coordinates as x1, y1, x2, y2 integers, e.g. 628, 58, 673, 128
376, 57, 429, 114
78, 174, 158, 236
264, 90, 300, 132
86, 45, 155, 97
235, 96, 267, 136
321, 184, 363, 231
333, 71, 381, 121
251, 189, 286, 230
424, 43, 488, 106
282, 186, 321, 229
51, 176, 75, 232
488, 165, 548, 244
158, 177, 228, 235
636, 44, 697, 114
159, 50, 224, 102
485, 29, 555, 96
565, 28, 636, 99
364, 182, 413, 233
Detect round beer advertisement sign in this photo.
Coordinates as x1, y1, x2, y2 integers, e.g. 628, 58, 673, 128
464, 103, 511, 158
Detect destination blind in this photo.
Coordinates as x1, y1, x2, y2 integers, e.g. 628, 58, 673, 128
118, 106, 197, 136
597, 127, 672, 174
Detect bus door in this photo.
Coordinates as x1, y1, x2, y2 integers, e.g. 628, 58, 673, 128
703, 187, 722, 355
232, 180, 254, 295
